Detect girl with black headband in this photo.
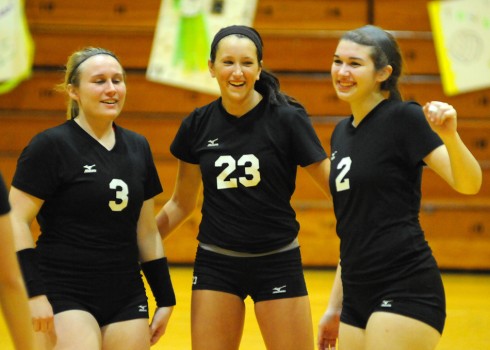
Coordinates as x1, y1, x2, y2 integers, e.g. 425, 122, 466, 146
157, 25, 330, 349
317, 25, 481, 350
9, 47, 175, 349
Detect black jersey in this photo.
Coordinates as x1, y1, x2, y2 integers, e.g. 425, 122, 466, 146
329, 100, 443, 284
171, 97, 327, 253
0, 174, 10, 215
12, 120, 162, 273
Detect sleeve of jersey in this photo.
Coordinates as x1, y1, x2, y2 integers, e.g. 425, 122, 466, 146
397, 102, 444, 166
142, 138, 163, 200
169, 112, 199, 164
289, 107, 328, 167
0, 174, 10, 215
11, 132, 60, 200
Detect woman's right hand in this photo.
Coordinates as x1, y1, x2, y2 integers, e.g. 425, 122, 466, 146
29, 295, 54, 332
317, 308, 341, 350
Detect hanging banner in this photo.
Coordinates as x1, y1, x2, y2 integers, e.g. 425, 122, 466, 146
146, 0, 258, 95
428, 0, 490, 95
0, 0, 35, 94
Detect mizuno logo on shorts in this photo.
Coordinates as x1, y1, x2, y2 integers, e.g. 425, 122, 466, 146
272, 285, 287, 294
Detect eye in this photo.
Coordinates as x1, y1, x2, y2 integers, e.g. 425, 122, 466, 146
333, 59, 342, 65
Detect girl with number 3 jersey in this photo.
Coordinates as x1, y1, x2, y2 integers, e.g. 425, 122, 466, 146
9, 47, 175, 350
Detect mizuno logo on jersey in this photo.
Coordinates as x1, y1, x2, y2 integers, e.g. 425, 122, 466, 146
83, 164, 97, 173
381, 300, 393, 308
272, 285, 287, 294
207, 138, 219, 147
138, 305, 148, 312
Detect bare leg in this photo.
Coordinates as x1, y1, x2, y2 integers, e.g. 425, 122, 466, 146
365, 312, 441, 350
338, 322, 365, 350
255, 296, 314, 350
52, 310, 102, 350
102, 318, 150, 350
191, 290, 245, 350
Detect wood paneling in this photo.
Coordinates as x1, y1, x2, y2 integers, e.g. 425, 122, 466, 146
254, 0, 368, 30
1, 0, 487, 269
373, 0, 432, 31
4, 71, 489, 118
25, 0, 160, 27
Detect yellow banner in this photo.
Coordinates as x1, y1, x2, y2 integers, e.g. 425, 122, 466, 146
0, 0, 35, 94
428, 0, 490, 95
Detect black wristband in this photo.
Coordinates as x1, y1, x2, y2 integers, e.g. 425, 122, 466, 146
16, 248, 47, 298
141, 257, 176, 307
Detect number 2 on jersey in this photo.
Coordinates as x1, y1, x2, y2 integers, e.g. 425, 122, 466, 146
215, 154, 261, 189
335, 157, 351, 192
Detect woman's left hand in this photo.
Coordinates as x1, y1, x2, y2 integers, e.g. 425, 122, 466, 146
149, 306, 174, 345
423, 101, 458, 137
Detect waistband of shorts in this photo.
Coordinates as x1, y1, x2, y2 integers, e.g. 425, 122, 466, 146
198, 238, 299, 258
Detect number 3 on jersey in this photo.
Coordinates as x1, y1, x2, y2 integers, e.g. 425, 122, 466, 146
109, 178, 129, 211
215, 154, 261, 189
335, 157, 351, 192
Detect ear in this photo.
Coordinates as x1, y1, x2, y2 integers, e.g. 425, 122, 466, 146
208, 60, 216, 78
67, 84, 79, 101
377, 64, 393, 83
256, 60, 263, 80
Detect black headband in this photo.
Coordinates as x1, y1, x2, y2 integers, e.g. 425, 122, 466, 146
210, 25, 263, 60
68, 51, 118, 84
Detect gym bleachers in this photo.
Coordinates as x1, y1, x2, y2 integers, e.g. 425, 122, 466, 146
1, 0, 488, 269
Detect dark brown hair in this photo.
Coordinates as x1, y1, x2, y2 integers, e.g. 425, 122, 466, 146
341, 25, 404, 101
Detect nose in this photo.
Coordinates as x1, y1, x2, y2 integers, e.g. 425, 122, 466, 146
338, 63, 350, 76
232, 64, 243, 76
105, 80, 117, 94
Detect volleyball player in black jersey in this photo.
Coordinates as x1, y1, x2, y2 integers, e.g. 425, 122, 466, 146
156, 25, 330, 350
9, 48, 175, 349
0, 173, 39, 350
317, 25, 482, 350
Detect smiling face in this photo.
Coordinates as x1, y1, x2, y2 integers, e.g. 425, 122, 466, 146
208, 35, 262, 108
331, 39, 391, 106
68, 54, 126, 122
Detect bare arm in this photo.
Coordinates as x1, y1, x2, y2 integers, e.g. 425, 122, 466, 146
317, 262, 343, 350
8, 186, 54, 334
137, 197, 174, 345
304, 158, 331, 198
137, 198, 165, 262
8, 186, 41, 251
0, 213, 39, 349
423, 102, 482, 195
156, 160, 202, 240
